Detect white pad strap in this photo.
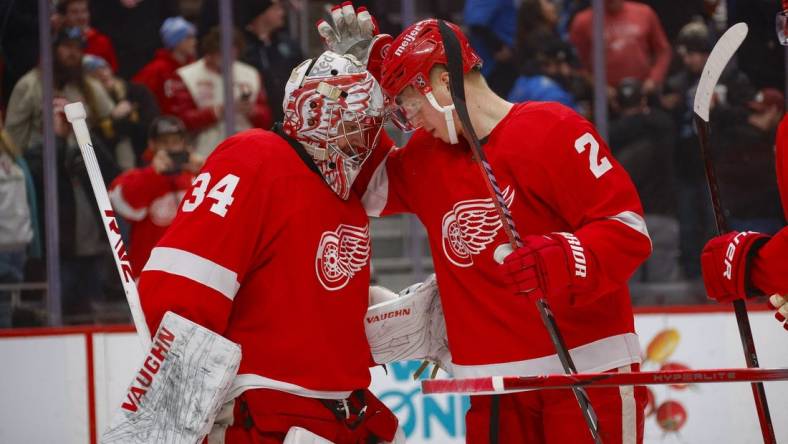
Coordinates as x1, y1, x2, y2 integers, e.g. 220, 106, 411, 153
425, 92, 458, 144
284, 427, 335, 444
101, 311, 241, 443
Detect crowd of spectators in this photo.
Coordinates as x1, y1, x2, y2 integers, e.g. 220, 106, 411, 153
0, 0, 785, 326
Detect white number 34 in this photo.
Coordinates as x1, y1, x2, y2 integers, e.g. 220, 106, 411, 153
182, 172, 239, 217
574, 132, 612, 179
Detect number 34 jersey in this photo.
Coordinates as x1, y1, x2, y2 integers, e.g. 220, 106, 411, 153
139, 129, 374, 398
358, 102, 652, 378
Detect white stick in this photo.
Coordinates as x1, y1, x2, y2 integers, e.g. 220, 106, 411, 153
64, 102, 151, 349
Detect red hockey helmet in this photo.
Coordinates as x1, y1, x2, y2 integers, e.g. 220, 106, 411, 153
380, 19, 482, 99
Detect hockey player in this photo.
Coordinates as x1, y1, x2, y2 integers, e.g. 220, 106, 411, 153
700, 1, 788, 328
319, 7, 651, 443
136, 51, 401, 443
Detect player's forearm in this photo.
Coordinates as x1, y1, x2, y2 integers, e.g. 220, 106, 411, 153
573, 218, 652, 301
751, 228, 788, 295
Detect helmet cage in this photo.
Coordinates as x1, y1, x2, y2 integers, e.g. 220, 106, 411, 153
283, 53, 387, 199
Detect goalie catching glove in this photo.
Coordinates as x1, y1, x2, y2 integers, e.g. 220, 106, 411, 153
316, 2, 391, 80
365, 274, 452, 375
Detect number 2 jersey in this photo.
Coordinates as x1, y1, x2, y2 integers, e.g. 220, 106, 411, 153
138, 129, 374, 398
358, 102, 652, 377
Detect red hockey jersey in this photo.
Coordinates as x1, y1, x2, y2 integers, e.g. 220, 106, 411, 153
750, 114, 788, 295
109, 167, 194, 278
359, 102, 651, 377
139, 129, 374, 399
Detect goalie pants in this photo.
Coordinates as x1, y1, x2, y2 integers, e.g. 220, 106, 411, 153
207, 388, 399, 444
465, 364, 647, 444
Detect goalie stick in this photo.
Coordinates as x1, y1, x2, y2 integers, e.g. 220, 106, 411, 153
692, 23, 776, 444
422, 367, 788, 395
436, 20, 602, 444
64, 102, 151, 349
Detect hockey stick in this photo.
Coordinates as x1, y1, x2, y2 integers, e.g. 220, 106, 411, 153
422, 367, 788, 395
64, 102, 151, 350
436, 20, 602, 444
692, 23, 776, 444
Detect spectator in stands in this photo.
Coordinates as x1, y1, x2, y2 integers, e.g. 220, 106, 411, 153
514, 0, 561, 56
164, 27, 272, 157
55, 0, 119, 73
0, 115, 37, 329
609, 78, 679, 282
509, 33, 579, 110
660, 20, 754, 279
569, 0, 672, 96
0, 1, 39, 108
5, 27, 114, 153
238, 0, 304, 124
84, 55, 160, 169
109, 116, 204, 279
463, 0, 518, 96
24, 99, 119, 324
713, 88, 785, 235
89, 0, 179, 79
133, 17, 197, 111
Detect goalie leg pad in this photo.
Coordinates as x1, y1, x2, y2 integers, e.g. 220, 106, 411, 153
101, 311, 241, 443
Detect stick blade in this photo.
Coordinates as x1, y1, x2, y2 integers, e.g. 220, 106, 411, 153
64, 101, 87, 123
693, 22, 748, 122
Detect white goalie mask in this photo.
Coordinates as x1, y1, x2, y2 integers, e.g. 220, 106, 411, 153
283, 51, 388, 200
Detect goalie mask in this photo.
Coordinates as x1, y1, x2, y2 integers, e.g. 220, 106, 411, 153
283, 51, 387, 200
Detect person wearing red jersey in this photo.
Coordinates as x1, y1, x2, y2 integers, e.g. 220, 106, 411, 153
56, 0, 119, 72
108, 116, 203, 279
163, 27, 273, 157
700, 1, 788, 329
132, 16, 198, 110
137, 51, 401, 443
320, 8, 651, 443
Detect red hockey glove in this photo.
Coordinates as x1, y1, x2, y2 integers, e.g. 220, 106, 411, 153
700, 231, 770, 303
499, 232, 593, 303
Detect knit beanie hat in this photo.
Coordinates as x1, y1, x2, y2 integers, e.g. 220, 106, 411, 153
160, 16, 196, 49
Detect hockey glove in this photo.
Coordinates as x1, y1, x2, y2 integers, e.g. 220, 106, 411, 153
700, 231, 770, 303
769, 294, 788, 330
500, 232, 593, 303
316, 3, 392, 80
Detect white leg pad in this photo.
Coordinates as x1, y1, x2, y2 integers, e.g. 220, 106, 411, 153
283, 427, 336, 444
101, 311, 241, 443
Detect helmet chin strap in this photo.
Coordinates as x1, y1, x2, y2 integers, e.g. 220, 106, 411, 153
425, 91, 459, 144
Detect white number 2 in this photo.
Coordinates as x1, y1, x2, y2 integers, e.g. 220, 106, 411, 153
181, 172, 240, 217
574, 132, 612, 179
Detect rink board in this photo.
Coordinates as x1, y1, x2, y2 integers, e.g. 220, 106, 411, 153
1, 307, 787, 444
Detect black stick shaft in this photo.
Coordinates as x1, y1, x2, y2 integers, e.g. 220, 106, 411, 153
695, 116, 775, 444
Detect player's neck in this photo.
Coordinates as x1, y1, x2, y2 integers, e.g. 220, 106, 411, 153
464, 83, 514, 141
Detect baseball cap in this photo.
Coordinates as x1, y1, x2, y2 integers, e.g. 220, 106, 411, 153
148, 116, 187, 139
53, 26, 86, 47
160, 17, 196, 49
748, 88, 785, 113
